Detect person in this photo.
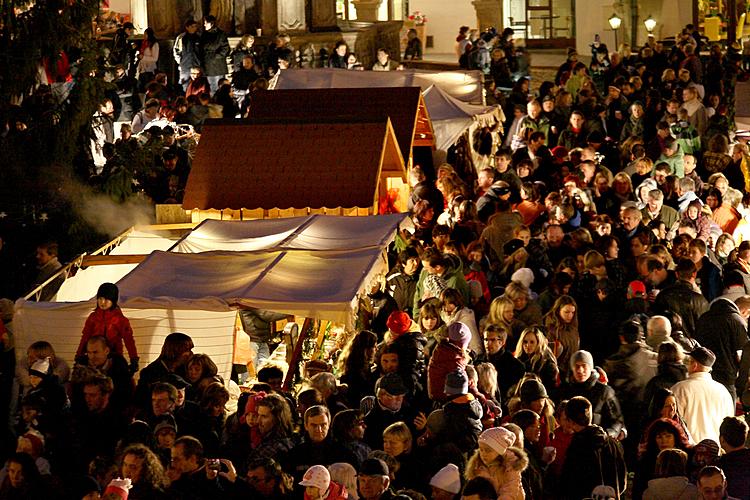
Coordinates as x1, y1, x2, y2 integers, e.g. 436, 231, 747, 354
386, 247, 421, 317
474, 324, 525, 404
465, 426, 528, 499
75, 282, 138, 372
559, 396, 627, 500
634, 417, 693, 498
461, 476, 498, 500
358, 458, 395, 500
429, 463, 461, 499
671, 347, 735, 444
363, 373, 416, 451
136, 27, 160, 90
239, 307, 288, 371
717, 416, 750, 499
513, 326, 559, 392
119, 443, 169, 499
653, 258, 709, 338
168, 435, 229, 497
173, 19, 201, 92
299, 464, 347, 500
200, 15, 229, 93
338, 330, 377, 408
642, 448, 697, 500
372, 48, 398, 71
134, 332, 194, 409
0, 452, 48, 498
110, 21, 136, 70
696, 466, 735, 500
404, 29, 422, 61
328, 41, 348, 69
427, 322, 470, 402
32, 242, 64, 301
543, 295, 580, 380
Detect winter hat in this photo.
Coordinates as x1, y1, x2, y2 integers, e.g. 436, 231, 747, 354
511, 268, 534, 289
627, 280, 647, 298
19, 429, 45, 457
570, 350, 594, 373
478, 427, 516, 456
447, 322, 471, 349
241, 391, 267, 424
299, 465, 331, 493
386, 311, 412, 336
376, 373, 408, 396
444, 369, 469, 396
429, 463, 462, 494
103, 478, 132, 500
687, 346, 716, 368
97, 282, 119, 307
360, 458, 389, 477
424, 273, 447, 299
519, 379, 548, 403
153, 415, 177, 436
29, 357, 51, 378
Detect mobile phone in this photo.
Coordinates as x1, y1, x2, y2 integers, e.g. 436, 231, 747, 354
207, 458, 221, 471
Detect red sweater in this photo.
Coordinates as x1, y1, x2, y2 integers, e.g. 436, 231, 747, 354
77, 307, 137, 359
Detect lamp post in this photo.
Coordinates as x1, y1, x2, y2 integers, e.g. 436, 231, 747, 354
608, 12, 622, 50
644, 15, 656, 36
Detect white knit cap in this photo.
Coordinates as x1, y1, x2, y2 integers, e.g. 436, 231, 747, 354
511, 268, 534, 289
300, 465, 330, 492
478, 426, 516, 456
429, 463, 461, 494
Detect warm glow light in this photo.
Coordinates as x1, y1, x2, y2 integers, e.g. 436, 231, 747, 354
644, 15, 657, 33
608, 13, 622, 30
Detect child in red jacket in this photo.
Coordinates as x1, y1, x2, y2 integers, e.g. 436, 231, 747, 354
76, 282, 138, 372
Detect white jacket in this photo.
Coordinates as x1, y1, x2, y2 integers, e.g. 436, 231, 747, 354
643, 476, 698, 500
671, 371, 734, 444
137, 42, 160, 74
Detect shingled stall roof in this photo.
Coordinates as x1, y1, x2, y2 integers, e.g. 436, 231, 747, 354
182, 118, 405, 212
248, 87, 434, 163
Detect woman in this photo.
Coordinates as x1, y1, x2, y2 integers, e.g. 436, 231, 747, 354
643, 346, 688, 413
642, 449, 697, 500
418, 299, 447, 356
543, 295, 580, 380
196, 382, 230, 455
634, 418, 692, 499
485, 296, 524, 345
475, 362, 503, 426
621, 101, 645, 142
641, 387, 692, 451
504, 281, 542, 332
186, 353, 219, 401
715, 233, 735, 266
331, 409, 371, 468
137, 27, 160, 90
0, 453, 46, 499
337, 330, 377, 408
382, 422, 420, 490
119, 443, 169, 499
514, 327, 559, 391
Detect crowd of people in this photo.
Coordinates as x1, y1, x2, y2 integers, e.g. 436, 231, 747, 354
4, 11, 750, 500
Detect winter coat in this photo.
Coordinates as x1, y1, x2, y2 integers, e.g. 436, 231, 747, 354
560, 374, 625, 439
653, 280, 709, 338
386, 266, 419, 316
717, 448, 750, 500
77, 307, 137, 360
466, 447, 529, 500
475, 349, 526, 402
643, 476, 698, 500
239, 308, 289, 343
695, 298, 750, 395
560, 424, 627, 500
517, 350, 559, 392
200, 27, 230, 76
173, 31, 201, 72
427, 340, 467, 401
603, 343, 658, 405
441, 307, 482, 356
671, 372, 735, 444
413, 255, 470, 319
285, 437, 359, 482
643, 362, 688, 409
440, 394, 483, 453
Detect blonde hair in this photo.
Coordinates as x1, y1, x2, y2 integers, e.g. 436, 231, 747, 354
383, 421, 413, 454
475, 362, 498, 398
487, 296, 515, 331
513, 327, 551, 369
583, 250, 605, 270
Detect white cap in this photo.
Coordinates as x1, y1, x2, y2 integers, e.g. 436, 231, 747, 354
429, 463, 461, 494
299, 465, 330, 492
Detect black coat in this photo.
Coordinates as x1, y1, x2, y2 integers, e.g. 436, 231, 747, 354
653, 280, 709, 338
560, 424, 627, 500
200, 27, 230, 76
559, 374, 625, 439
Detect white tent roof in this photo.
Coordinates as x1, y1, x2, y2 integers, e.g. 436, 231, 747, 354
171, 213, 409, 253
56, 230, 177, 302
422, 85, 505, 151
271, 68, 485, 105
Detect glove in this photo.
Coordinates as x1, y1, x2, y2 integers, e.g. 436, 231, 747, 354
129, 357, 140, 374
75, 355, 88, 366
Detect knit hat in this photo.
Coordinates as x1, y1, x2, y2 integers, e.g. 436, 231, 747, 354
360, 458, 389, 476
29, 357, 51, 378
376, 373, 407, 396
424, 273, 447, 299
386, 311, 412, 336
96, 282, 119, 307
511, 268, 534, 289
447, 322, 471, 349
570, 350, 594, 373
478, 427, 516, 456
519, 379, 548, 403
299, 465, 331, 492
240, 391, 267, 424
444, 369, 469, 396
627, 280, 647, 298
429, 463, 462, 494
103, 478, 132, 500
19, 429, 45, 457
153, 415, 177, 436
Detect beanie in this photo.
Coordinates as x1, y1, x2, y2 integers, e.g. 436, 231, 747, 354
447, 322, 471, 349
429, 463, 462, 494
478, 427, 516, 456
444, 369, 469, 396
240, 391, 267, 424
570, 350, 594, 373
96, 282, 119, 307
519, 379, 548, 403
386, 310, 412, 336
29, 357, 51, 378
511, 268, 534, 289
103, 478, 132, 500
299, 465, 331, 493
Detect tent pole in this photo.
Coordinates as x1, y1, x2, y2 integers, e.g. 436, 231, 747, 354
282, 317, 313, 391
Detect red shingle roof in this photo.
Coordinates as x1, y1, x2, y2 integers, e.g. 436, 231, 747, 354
249, 87, 432, 162
182, 119, 405, 211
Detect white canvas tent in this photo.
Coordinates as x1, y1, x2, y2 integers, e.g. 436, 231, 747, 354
422, 85, 505, 152
13, 215, 410, 378
271, 68, 485, 105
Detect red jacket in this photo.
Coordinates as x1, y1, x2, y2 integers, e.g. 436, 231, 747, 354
77, 307, 137, 359
427, 340, 466, 401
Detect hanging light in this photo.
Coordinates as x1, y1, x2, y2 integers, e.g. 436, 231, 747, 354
644, 15, 657, 34
608, 13, 622, 30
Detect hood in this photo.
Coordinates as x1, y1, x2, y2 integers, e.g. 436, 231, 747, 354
445, 394, 484, 419
709, 297, 741, 315
443, 253, 464, 275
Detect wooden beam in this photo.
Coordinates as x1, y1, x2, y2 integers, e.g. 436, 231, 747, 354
283, 317, 313, 391
81, 254, 148, 267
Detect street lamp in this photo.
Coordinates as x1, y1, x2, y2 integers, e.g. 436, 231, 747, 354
608, 12, 622, 49
644, 15, 656, 34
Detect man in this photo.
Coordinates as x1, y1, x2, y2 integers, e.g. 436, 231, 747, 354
243, 457, 294, 498
200, 15, 229, 93
718, 417, 750, 499
697, 466, 738, 500
73, 375, 128, 469
683, 154, 704, 193
657, 136, 685, 178
284, 405, 357, 479
33, 241, 64, 301
689, 239, 723, 301
677, 177, 702, 213
560, 350, 625, 439
544, 223, 573, 267
173, 19, 201, 92
518, 100, 551, 144
358, 458, 395, 500
168, 436, 227, 498
559, 396, 626, 500
641, 189, 679, 231
386, 247, 421, 317
645, 315, 673, 352
672, 347, 735, 443
239, 307, 288, 371
363, 373, 416, 450
71, 335, 133, 414
557, 110, 588, 150
474, 324, 525, 403
109, 22, 136, 71
372, 48, 398, 71
618, 206, 652, 246
653, 258, 709, 338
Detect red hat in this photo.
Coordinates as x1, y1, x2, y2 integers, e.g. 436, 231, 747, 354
386, 311, 412, 336
103, 478, 132, 500
551, 146, 569, 160
240, 391, 267, 425
627, 280, 647, 297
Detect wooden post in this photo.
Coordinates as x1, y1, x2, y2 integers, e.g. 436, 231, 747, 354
282, 317, 312, 391
728, 0, 738, 44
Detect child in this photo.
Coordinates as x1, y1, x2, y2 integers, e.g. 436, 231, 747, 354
427, 322, 471, 401
76, 283, 138, 373
466, 426, 529, 499
675, 200, 711, 241
300, 464, 347, 500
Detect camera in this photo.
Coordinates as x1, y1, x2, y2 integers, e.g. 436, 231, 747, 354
207, 458, 221, 471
